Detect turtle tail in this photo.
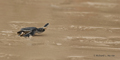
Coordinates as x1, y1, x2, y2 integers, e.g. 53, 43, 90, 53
44, 23, 49, 27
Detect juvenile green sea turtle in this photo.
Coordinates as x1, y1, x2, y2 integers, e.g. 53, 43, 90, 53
17, 23, 49, 37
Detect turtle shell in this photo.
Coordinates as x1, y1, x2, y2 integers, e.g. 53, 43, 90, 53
21, 27, 37, 31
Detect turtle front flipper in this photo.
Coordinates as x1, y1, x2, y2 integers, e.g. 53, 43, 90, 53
44, 23, 49, 27
23, 33, 31, 37
23, 30, 35, 37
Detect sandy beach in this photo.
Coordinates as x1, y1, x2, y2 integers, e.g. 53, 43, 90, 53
0, 0, 120, 60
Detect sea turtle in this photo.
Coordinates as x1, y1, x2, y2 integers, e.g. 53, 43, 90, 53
17, 23, 49, 37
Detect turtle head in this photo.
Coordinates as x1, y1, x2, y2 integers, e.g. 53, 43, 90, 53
37, 23, 49, 33
37, 28, 45, 32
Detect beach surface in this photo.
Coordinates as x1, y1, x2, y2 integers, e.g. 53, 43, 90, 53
0, 0, 120, 60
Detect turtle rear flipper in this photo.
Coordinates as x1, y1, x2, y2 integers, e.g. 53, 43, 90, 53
17, 31, 30, 36
17, 31, 25, 36
17, 31, 23, 34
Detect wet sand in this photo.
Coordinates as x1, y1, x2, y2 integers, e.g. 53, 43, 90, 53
0, 0, 120, 60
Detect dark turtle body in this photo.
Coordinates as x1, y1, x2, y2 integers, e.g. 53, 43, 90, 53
17, 23, 49, 37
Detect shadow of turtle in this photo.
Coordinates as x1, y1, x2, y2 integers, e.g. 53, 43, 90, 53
33, 34, 47, 37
